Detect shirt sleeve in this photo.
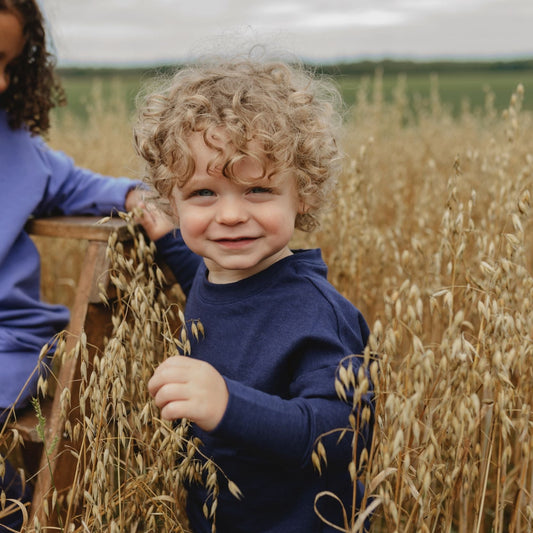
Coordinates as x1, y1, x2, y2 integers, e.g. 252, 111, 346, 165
209, 306, 374, 469
32, 137, 140, 217
154, 231, 203, 296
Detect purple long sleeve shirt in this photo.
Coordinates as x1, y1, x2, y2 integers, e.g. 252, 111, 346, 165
0, 110, 139, 412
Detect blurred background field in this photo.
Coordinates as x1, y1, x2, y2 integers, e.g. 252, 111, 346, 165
55, 59, 533, 123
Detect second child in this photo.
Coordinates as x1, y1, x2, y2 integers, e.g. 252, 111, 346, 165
0, 1, 142, 528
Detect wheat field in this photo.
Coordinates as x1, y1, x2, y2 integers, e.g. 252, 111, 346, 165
2, 71, 532, 532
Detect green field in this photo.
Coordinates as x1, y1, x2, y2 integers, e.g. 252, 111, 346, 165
337, 70, 533, 112
54, 61, 533, 123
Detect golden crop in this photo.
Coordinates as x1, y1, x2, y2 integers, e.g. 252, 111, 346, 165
4, 74, 532, 532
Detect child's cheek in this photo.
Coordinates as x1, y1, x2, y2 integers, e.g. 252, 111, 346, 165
177, 213, 207, 253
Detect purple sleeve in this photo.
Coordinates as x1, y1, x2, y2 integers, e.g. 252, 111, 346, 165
33, 139, 140, 216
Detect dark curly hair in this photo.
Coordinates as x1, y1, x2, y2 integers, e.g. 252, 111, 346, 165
0, 0, 65, 134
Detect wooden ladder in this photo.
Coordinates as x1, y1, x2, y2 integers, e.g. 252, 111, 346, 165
6, 216, 133, 530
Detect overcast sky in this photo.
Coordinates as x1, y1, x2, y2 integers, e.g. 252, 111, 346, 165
40, 0, 533, 66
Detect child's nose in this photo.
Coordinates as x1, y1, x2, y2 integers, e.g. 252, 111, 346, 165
215, 196, 248, 225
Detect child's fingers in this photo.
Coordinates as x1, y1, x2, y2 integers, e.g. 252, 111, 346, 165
148, 357, 228, 429
147, 356, 192, 396
124, 188, 145, 212
152, 381, 199, 422
160, 399, 193, 421
153, 382, 190, 407
134, 201, 177, 241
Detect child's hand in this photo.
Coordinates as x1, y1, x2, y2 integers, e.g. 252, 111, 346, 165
124, 187, 146, 212
135, 201, 177, 241
148, 356, 229, 431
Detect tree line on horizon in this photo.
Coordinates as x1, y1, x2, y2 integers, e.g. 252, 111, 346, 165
57, 57, 533, 79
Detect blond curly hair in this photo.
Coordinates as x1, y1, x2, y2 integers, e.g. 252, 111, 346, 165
134, 55, 343, 231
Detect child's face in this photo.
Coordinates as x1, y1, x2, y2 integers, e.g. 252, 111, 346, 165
171, 130, 303, 284
0, 11, 25, 95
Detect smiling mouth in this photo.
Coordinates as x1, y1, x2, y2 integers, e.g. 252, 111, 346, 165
214, 236, 258, 247
216, 236, 256, 242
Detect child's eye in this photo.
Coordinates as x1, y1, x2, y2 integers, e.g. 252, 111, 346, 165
191, 189, 214, 197
249, 187, 273, 194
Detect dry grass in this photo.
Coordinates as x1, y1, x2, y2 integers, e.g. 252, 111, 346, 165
1, 73, 532, 531
45, 220, 225, 532
310, 76, 533, 532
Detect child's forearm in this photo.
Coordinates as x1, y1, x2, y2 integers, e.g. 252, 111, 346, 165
36, 151, 140, 216
149, 230, 202, 295
207, 377, 365, 467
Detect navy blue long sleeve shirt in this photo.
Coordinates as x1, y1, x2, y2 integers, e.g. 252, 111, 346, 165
156, 233, 373, 533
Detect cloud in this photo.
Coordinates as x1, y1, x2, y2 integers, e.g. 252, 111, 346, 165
42, 0, 533, 65
274, 9, 407, 30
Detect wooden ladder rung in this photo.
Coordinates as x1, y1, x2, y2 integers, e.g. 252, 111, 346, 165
25, 215, 132, 242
